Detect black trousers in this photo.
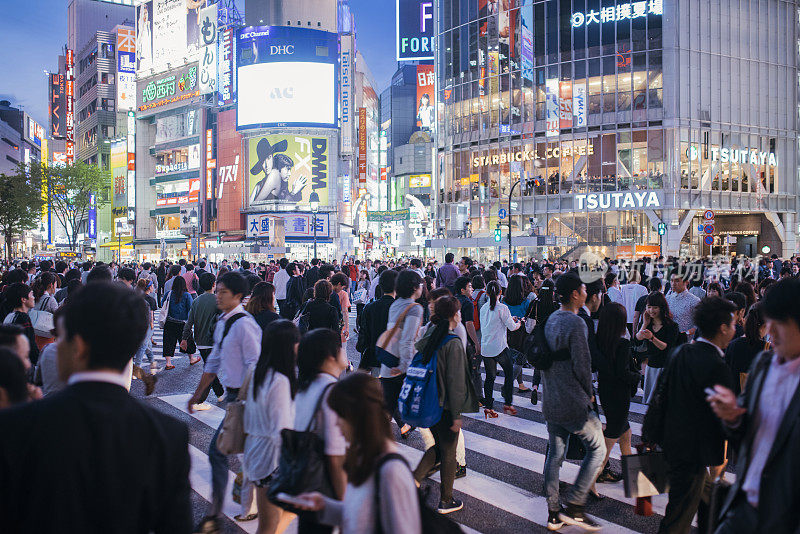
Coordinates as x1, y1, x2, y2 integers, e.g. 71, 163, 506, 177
483, 349, 515, 407
162, 320, 184, 360
413, 411, 458, 503
381, 374, 407, 428
277, 299, 289, 319
197, 348, 224, 402
658, 462, 708, 534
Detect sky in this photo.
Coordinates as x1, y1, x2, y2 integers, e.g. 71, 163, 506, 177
0, 0, 396, 128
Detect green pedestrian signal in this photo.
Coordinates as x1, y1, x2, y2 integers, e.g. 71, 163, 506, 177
657, 222, 666, 236
494, 228, 502, 242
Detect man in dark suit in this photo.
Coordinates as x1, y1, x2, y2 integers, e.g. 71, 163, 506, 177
647, 296, 737, 534
709, 277, 800, 533
0, 282, 192, 534
356, 269, 398, 371
283, 262, 306, 320
304, 257, 321, 288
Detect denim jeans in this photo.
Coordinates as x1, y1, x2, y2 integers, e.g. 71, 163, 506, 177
133, 326, 154, 368
544, 411, 607, 512
209, 389, 239, 517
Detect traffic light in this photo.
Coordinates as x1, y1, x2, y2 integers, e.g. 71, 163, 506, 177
657, 222, 666, 236
494, 228, 502, 242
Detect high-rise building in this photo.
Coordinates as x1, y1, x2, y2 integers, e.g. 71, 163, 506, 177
432, 0, 798, 260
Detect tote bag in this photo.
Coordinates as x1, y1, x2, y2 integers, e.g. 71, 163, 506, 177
215, 370, 253, 455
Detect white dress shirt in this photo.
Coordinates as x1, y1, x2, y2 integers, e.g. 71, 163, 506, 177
479, 301, 520, 358
204, 304, 262, 388
68, 370, 131, 390
741, 354, 800, 507
243, 369, 295, 481
273, 268, 290, 300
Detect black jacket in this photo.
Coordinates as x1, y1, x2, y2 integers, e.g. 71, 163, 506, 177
0, 381, 192, 533
718, 351, 800, 532
356, 295, 395, 368
304, 266, 321, 288
577, 307, 600, 371
303, 298, 340, 331
660, 341, 734, 467
285, 275, 306, 317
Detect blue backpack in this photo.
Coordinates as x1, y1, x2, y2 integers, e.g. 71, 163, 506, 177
398, 334, 457, 428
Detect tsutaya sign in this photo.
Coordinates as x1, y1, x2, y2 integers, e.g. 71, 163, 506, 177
687, 145, 777, 167
575, 191, 662, 211
472, 144, 594, 168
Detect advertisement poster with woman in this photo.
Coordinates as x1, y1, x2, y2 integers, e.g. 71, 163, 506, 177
416, 65, 435, 131
248, 135, 329, 206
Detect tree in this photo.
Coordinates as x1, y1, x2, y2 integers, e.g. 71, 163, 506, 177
32, 162, 111, 252
0, 165, 45, 260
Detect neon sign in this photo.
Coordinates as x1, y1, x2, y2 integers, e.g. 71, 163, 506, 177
571, 0, 662, 28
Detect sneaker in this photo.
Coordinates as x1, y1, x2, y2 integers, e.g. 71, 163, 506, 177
455, 465, 467, 479
531, 388, 539, 405
547, 509, 565, 531
596, 467, 622, 483
437, 498, 463, 514
192, 402, 211, 411
559, 503, 601, 531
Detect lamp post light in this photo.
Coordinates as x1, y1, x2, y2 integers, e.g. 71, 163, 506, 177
309, 192, 320, 261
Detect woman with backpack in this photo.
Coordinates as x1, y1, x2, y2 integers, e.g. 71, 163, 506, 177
244, 320, 300, 534
294, 372, 422, 533
411, 295, 479, 514
293, 328, 349, 533
161, 275, 193, 370
479, 281, 521, 417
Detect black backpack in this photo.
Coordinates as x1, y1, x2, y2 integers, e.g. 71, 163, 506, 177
524, 322, 570, 370
374, 453, 463, 534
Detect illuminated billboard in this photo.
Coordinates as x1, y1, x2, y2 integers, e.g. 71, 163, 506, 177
248, 134, 329, 207
415, 65, 435, 131
136, 0, 206, 76
397, 0, 434, 61
236, 27, 338, 129
137, 63, 198, 112
49, 72, 65, 139
110, 140, 127, 208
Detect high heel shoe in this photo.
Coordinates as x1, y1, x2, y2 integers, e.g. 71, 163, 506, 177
503, 405, 518, 416
484, 408, 499, 419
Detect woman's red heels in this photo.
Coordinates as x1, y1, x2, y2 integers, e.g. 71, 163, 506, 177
503, 405, 518, 416
484, 408, 499, 419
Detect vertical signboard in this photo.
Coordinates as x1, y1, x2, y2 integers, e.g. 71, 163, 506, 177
88, 193, 97, 239
559, 81, 573, 129
205, 128, 215, 200
545, 78, 559, 137
573, 83, 587, 128
340, 35, 353, 154
198, 4, 218, 94
415, 65, 435, 131
520, 5, 533, 81
111, 140, 127, 208
358, 107, 367, 184
217, 28, 235, 106
65, 49, 75, 162
397, 0, 434, 61
126, 111, 136, 225
49, 72, 65, 139
117, 28, 137, 110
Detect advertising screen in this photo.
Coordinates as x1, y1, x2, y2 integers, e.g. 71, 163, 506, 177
397, 0, 434, 61
248, 134, 329, 207
136, 0, 205, 76
236, 27, 338, 129
110, 140, 127, 208
415, 65, 435, 131
137, 64, 198, 112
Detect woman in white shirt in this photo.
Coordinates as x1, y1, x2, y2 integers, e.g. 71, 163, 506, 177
479, 281, 521, 417
295, 372, 421, 534
620, 269, 648, 331
243, 319, 300, 534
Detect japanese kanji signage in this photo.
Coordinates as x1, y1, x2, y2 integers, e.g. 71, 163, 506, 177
571, 0, 662, 27
198, 4, 217, 95
358, 107, 367, 184
246, 212, 331, 239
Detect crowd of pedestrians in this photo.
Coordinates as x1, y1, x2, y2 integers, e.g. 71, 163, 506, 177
0, 251, 799, 533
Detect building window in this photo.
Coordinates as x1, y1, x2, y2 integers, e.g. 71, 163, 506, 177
101, 98, 115, 112
100, 43, 115, 59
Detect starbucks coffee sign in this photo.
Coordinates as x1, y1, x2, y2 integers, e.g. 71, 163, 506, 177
575, 191, 662, 211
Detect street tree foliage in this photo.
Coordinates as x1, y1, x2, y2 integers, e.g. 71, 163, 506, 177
31, 162, 111, 252
0, 164, 45, 260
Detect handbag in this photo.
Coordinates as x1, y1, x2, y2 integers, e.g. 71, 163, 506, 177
31, 296, 55, 338
375, 303, 417, 368
268, 383, 336, 514
157, 292, 170, 329
292, 302, 310, 334
215, 369, 253, 455
621, 449, 670, 498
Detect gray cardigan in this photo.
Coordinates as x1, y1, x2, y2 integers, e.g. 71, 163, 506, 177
542, 309, 594, 425
379, 297, 423, 378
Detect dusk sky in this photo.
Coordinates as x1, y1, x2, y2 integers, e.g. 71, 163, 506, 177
0, 0, 396, 127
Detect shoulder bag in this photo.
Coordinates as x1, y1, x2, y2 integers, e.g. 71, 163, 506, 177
157, 291, 171, 328
215, 369, 253, 455
31, 296, 55, 338
375, 303, 418, 368
268, 383, 336, 513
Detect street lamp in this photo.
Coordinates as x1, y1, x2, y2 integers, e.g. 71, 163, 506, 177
309, 192, 320, 261
189, 209, 198, 263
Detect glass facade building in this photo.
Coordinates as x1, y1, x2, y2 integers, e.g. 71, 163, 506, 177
434, 0, 798, 259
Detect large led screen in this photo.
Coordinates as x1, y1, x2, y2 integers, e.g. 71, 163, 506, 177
236, 26, 338, 129
237, 62, 336, 128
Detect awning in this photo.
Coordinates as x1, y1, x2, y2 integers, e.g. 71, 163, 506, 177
99, 237, 134, 248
